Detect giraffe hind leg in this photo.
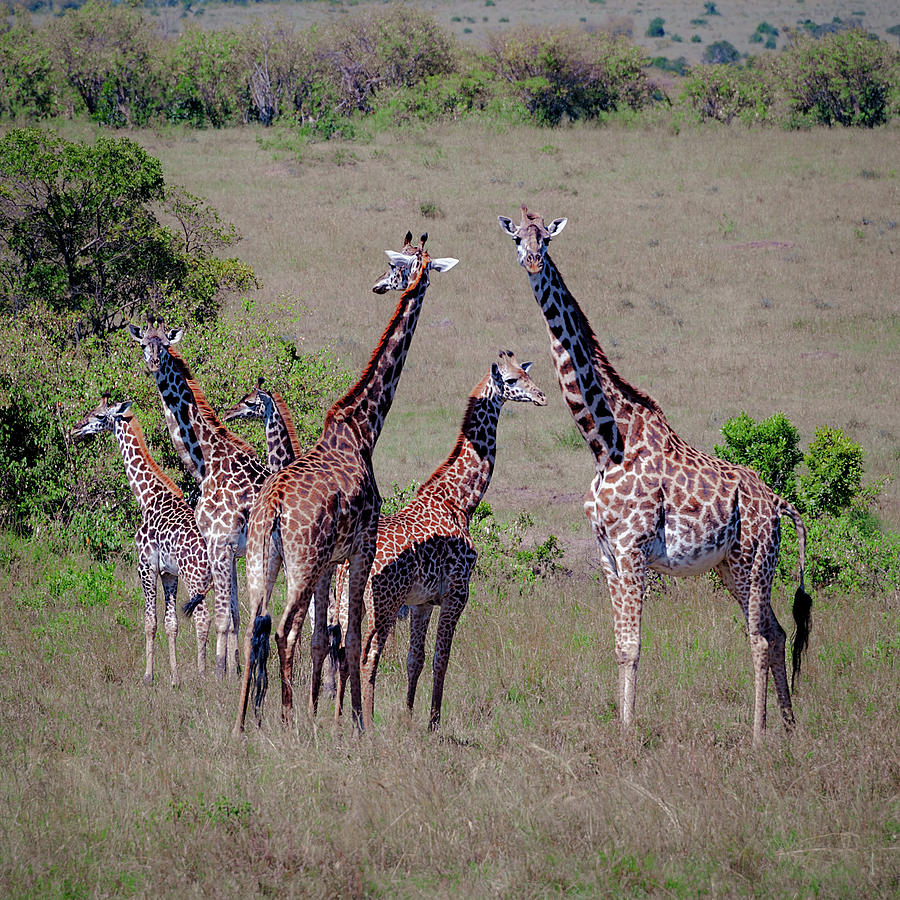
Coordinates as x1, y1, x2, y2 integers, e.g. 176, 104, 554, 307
138, 562, 158, 687
161, 573, 179, 687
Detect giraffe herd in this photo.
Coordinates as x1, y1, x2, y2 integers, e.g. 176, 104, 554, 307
72, 210, 812, 745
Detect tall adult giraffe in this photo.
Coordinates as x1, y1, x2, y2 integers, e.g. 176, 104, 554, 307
71, 395, 212, 685
234, 233, 458, 734
222, 378, 301, 473
129, 322, 269, 679
341, 350, 547, 731
499, 207, 812, 743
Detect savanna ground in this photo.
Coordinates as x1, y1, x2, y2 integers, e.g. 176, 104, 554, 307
1, 114, 898, 895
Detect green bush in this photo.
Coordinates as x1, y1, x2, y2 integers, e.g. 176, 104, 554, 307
646, 18, 665, 39
0, 303, 351, 553
702, 40, 740, 65
681, 63, 773, 123
797, 426, 864, 517
776, 28, 899, 127
714, 411, 803, 499
0, 15, 59, 120
0, 128, 255, 340
484, 27, 654, 125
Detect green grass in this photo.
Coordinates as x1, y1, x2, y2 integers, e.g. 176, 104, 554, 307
1, 114, 898, 895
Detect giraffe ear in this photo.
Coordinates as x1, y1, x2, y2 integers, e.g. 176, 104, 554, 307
498, 216, 517, 236
109, 400, 133, 417
384, 251, 415, 267
430, 257, 459, 273
166, 328, 184, 345
547, 217, 568, 237
522, 361, 533, 373
128, 324, 143, 342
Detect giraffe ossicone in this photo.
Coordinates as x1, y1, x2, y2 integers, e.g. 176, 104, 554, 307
71, 395, 212, 687
499, 205, 812, 744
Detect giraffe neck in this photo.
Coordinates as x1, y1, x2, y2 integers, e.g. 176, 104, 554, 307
113, 415, 182, 514
153, 347, 258, 484
263, 390, 301, 472
324, 267, 429, 453
529, 254, 658, 469
416, 375, 503, 522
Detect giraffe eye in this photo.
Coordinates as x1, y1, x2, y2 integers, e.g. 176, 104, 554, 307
504, 378, 517, 386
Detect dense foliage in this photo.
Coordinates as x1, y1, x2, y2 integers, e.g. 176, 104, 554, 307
0, 4, 896, 133
0, 129, 351, 555
0, 128, 255, 340
716, 412, 897, 596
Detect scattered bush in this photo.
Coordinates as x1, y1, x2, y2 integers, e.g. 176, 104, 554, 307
484, 27, 654, 125
646, 18, 665, 39
681, 63, 773, 123
702, 40, 740, 65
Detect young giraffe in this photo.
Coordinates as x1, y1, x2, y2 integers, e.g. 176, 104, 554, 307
499, 207, 812, 743
333, 350, 547, 731
234, 233, 458, 734
71, 395, 212, 686
129, 321, 269, 679
222, 378, 301, 473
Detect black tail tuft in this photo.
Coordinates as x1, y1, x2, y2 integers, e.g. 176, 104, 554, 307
249, 614, 272, 721
791, 584, 813, 691
328, 622, 345, 668
397, 604, 410, 622
182, 595, 204, 617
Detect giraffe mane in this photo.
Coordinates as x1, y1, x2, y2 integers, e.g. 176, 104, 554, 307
416, 374, 491, 495
165, 345, 258, 457
122, 412, 184, 499
269, 388, 303, 456
325, 251, 429, 428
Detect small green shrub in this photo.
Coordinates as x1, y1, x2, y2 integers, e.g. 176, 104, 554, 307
702, 40, 740, 65
714, 411, 803, 499
646, 18, 665, 39
681, 64, 773, 123
797, 426, 864, 516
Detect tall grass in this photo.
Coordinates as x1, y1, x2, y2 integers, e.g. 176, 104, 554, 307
1, 118, 897, 895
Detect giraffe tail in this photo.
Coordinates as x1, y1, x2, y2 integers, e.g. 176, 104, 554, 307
249, 612, 271, 720
182, 594, 204, 617
780, 501, 813, 691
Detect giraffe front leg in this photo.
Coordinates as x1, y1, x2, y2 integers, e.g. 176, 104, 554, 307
406, 604, 433, 718
361, 586, 395, 733
139, 562, 158, 686
228, 552, 241, 676
188, 593, 211, 678
161, 573, 179, 688
606, 556, 645, 731
344, 546, 375, 732
207, 542, 236, 680
428, 586, 468, 732
307, 568, 334, 720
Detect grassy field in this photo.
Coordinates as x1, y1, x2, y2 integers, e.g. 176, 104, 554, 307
179, 0, 900, 63
1, 116, 898, 896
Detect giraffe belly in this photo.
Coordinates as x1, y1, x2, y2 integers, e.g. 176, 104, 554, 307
645, 525, 728, 576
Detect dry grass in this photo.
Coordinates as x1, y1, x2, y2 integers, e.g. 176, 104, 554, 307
1, 533, 897, 897
3, 117, 897, 896
178, 0, 900, 64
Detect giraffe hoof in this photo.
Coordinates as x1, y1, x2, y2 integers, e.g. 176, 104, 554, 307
143, 674, 153, 687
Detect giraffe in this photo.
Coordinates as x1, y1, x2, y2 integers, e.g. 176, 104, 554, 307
333, 350, 547, 731
223, 377, 343, 695
128, 321, 270, 679
222, 377, 301, 473
498, 207, 812, 743
234, 232, 458, 734
71, 395, 212, 686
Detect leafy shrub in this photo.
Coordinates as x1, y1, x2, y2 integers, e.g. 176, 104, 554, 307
0, 128, 255, 340
470, 502, 564, 597
484, 27, 654, 125
714, 411, 803, 499
797, 426, 864, 516
0, 15, 59, 120
776, 28, 899, 127
646, 18, 665, 39
0, 301, 351, 552
681, 63, 774, 123
702, 40, 740, 65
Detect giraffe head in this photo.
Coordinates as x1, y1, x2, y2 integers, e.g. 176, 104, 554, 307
128, 320, 184, 373
221, 377, 271, 424
497, 206, 568, 275
71, 395, 133, 441
371, 230, 458, 293
491, 350, 547, 406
